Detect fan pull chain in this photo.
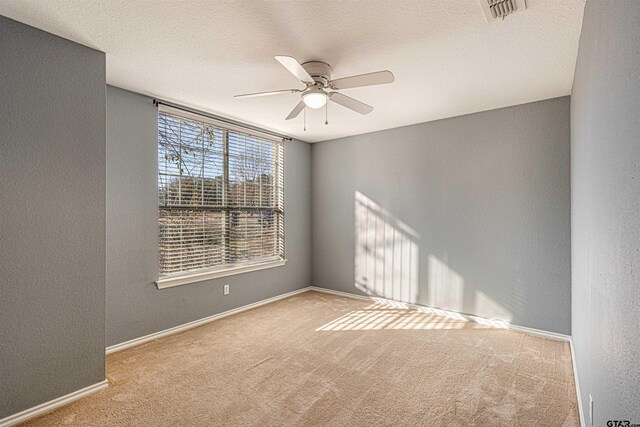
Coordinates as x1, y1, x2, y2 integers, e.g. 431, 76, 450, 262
325, 101, 328, 125
303, 106, 306, 131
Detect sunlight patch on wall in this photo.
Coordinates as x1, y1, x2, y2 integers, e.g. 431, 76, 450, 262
354, 191, 419, 303
426, 254, 465, 313
474, 290, 512, 322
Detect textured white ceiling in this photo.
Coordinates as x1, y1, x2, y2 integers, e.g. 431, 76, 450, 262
0, 0, 584, 142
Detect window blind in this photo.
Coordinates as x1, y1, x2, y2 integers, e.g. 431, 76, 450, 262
158, 106, 284, 278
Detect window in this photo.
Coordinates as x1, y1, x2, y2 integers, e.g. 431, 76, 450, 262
156, 106, 284, 287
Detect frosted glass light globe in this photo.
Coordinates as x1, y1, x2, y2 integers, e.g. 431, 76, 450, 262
302, 90, 327, 109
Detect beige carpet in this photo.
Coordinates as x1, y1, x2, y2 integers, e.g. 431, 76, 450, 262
23, 291, 579, 426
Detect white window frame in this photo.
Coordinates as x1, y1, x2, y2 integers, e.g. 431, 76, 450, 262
155, 105, 285, 289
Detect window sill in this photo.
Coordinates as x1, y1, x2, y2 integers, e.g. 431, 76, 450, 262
156, 259, 287, 289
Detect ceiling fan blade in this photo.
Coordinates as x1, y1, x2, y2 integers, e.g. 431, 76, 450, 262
330, 70, 395, 90
275, 56, 315, 84
235, 89, 300, 98
285, 101, 305, 120
329, 92, 373, 115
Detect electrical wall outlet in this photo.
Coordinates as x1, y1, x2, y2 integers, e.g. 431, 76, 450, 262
589, 394, 593, 425
223, 284, 230, 295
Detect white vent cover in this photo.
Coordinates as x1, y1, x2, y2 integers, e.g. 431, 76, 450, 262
479, 0, 527, 22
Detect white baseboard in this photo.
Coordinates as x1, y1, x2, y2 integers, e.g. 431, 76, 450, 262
109, 285, 571, 356
570, 338, 585, 427
508, 324, 571, 342
309, 286, 571, 342
309, 286, 373, 302
106, 286, 311, 354
0, 380, 108, 427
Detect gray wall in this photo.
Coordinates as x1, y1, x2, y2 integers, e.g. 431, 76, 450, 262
0, 17, 106, 418
571, 0, 640, 424
106, 86, 311, 347
312, 97, 571, 334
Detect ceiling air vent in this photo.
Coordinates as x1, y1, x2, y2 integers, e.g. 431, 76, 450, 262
479, 0, 526, 22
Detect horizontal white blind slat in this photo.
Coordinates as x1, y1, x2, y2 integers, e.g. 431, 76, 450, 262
158, 110, 284, 277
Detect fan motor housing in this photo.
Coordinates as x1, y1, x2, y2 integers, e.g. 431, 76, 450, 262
302, 61, 333, 87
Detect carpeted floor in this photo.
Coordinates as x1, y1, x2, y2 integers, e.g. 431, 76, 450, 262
23, 291, 579, 426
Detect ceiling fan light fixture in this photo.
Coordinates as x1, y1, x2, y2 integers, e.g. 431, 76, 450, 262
235, 56, 394, 123
302, 88, 327, 109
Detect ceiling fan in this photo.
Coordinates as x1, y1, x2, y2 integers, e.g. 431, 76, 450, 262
235, 56, 394, 123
